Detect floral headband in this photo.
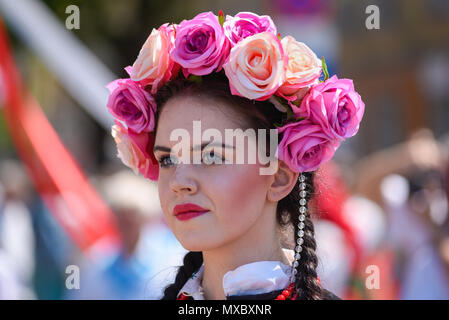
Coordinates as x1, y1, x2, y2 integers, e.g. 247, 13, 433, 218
106, 11, 365, 181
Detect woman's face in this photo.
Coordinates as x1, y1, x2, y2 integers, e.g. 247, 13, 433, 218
154, 94, 275, 251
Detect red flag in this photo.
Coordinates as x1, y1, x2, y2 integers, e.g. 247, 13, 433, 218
0, 17, 119, 253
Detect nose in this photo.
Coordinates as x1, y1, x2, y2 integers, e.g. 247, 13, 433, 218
169, 164, 198, 195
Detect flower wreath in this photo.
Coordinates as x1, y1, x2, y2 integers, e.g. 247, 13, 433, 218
106, 11, 365, 181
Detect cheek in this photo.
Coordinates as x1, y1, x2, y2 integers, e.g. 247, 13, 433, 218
157, 172, 172, 221
208, 164, 270, 231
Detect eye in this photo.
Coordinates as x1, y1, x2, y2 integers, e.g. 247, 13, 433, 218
202, 150, 224, 165
158, 155, 178, 168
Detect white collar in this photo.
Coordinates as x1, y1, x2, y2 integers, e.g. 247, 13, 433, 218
178, 253, 293, 300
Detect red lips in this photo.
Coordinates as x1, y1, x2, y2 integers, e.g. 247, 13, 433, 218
173, 203, 209, 221
173, 203, 208, 215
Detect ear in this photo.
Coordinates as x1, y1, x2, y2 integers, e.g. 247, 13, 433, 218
267, 160, 299, 202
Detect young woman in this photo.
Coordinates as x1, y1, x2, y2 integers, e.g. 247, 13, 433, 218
106, 11, 365, 300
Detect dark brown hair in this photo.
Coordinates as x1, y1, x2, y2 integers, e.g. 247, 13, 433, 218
153, 71, 322, 300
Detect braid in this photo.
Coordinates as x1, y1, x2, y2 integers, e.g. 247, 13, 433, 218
277, 171, 322, 300
161, 251, 203, 300
292, 172, 321, 299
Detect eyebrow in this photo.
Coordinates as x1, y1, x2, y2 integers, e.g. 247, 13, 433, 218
153, 141, 235, 153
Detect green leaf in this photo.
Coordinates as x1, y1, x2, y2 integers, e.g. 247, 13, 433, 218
218, 10, 225, 27
321, 56, 329, 81
187, 74, 202, 83
291, 99, 302, 107
285, 104, 295, 121
272, 95, 287, 111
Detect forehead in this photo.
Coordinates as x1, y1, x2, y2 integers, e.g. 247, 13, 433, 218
155, 94, 243, 145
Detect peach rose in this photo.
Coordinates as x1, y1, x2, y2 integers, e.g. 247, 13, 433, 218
223, 32, 287, 101
111, 121, 159, 181
276, 36, 322, 101
127, 23, 179, 94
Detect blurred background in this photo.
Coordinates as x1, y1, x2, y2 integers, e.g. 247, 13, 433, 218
0, 0, 448, 299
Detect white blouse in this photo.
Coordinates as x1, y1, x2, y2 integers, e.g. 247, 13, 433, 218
178, 250, 294, 300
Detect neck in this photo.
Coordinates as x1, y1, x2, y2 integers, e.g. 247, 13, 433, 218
200, 203, 291, 300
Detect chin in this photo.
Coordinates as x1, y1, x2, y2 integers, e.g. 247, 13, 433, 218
181, 242, 206, 252
178, 233, 223, 252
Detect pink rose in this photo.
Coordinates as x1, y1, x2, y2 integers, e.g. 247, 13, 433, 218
277, 120, 340, 172
111, 121, 159, 181
126, 23, 180, 94
296, 75, 365, 140
170, 11, 230, 77
277, 36, 322, 101
106, 78, 157, 134
223, 12, 277, 46
223, 32, 287, 101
